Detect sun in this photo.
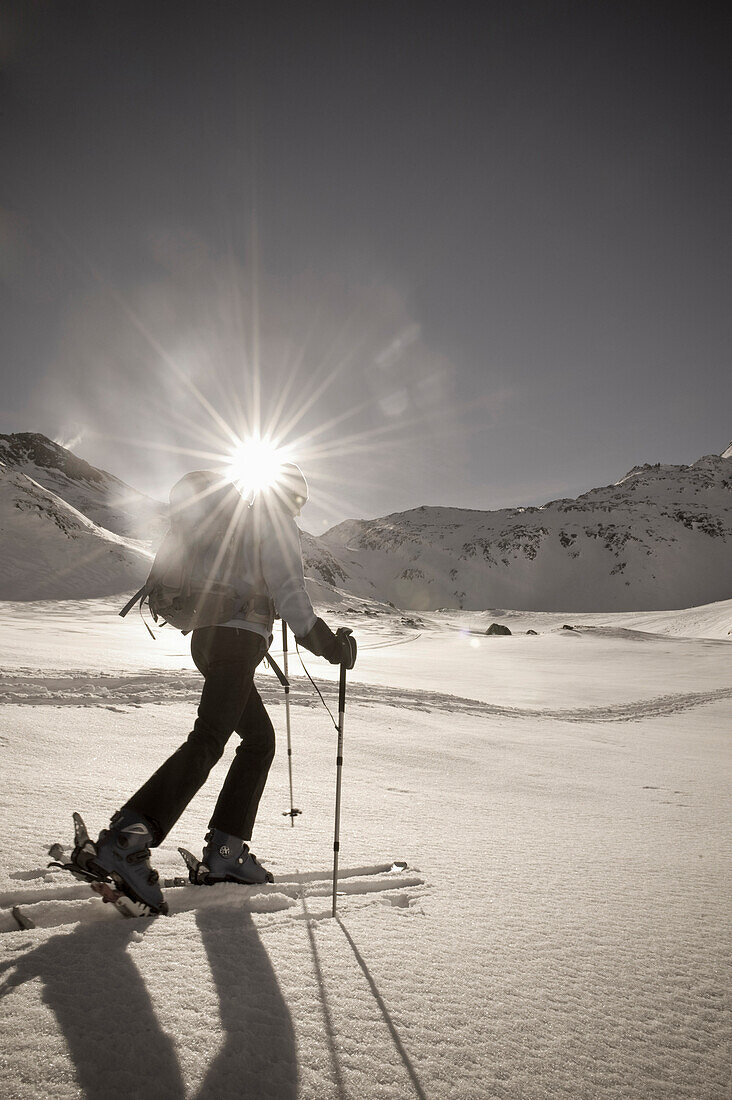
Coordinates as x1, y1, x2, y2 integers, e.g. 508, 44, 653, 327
225, 437, 290, 495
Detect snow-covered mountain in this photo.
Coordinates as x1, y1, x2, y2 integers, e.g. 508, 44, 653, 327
0, 463, 152, 600
307, 448, 732, 612
1, 432, 730, 610
0, 433, 166, 542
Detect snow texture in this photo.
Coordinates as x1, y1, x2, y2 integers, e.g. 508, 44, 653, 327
1, 597, 730, 1098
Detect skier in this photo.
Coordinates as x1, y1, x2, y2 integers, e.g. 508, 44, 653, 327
75, 462, 356, 913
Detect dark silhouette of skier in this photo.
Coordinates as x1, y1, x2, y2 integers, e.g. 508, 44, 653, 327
74, 463, 356, 912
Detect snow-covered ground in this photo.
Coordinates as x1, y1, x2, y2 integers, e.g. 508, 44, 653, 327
1, 597, 730, 1098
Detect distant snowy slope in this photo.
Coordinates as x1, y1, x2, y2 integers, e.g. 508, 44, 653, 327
430, 596, 732, 640
299, 530, 362, 594
0, 464, 151, 599
0, 433, 166, 542
313, 449, 732, 612
2, 431, 731, 612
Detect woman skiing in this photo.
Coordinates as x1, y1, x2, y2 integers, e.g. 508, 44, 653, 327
64, 462, 356, 914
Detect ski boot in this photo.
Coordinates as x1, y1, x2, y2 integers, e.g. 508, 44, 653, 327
48, 812, 168, 917
93, 808, 168, 914
179, 829, 274, 885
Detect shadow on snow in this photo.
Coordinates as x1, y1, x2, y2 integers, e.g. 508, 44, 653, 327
0, 909, 297, 1099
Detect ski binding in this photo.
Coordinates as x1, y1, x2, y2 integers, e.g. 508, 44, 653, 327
89, 880, 152, 919
178, 847, 211, 885
47, 812, 166, 918
178, 847, 275, 885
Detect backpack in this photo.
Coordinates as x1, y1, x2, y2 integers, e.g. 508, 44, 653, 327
119, 471, 273, 634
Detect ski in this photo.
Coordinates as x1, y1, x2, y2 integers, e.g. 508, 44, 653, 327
2, 860, 416, 931
44, 844, 407, 894
4, 811, 412, 930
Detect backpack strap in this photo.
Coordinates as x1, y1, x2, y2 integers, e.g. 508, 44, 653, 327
119, 585, 147, 618
265, 654, 289, 689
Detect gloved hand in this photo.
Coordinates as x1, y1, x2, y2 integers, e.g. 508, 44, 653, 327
335, 627, 357, 670
297, 618, 357, 669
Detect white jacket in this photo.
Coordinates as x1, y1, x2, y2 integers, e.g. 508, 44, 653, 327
220, 497, 317, 643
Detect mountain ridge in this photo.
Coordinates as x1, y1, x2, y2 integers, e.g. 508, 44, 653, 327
0, 463, 152, 600
0, 432, 167, 542
309, 445, 732, 613
1, 432, 730, 610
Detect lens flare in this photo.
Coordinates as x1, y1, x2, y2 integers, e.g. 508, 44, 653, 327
225, 437, 290, 495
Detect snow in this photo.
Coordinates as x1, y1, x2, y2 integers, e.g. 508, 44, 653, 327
0, 432, 167, 542
1, 597, 730, 1098
4, 431, 732, 615
0, 466, 152, 600
312, 451, 732, 612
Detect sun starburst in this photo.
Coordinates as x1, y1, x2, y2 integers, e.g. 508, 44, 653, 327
224, 437, 291, 496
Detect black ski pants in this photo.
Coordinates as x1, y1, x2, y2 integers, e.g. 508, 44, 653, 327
124, 626, 275, 844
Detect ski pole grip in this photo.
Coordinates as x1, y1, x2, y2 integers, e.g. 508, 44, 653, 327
336, 625, 355, 676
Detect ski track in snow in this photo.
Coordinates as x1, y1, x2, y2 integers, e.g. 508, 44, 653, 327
0, 867, 427, 934
3, 667, 732, 724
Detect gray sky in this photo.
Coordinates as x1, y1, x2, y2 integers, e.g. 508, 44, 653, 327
1, 1, 730, 531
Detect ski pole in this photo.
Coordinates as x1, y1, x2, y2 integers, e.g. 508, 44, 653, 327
331, 657, 348, 917
282, 620, 300, 825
